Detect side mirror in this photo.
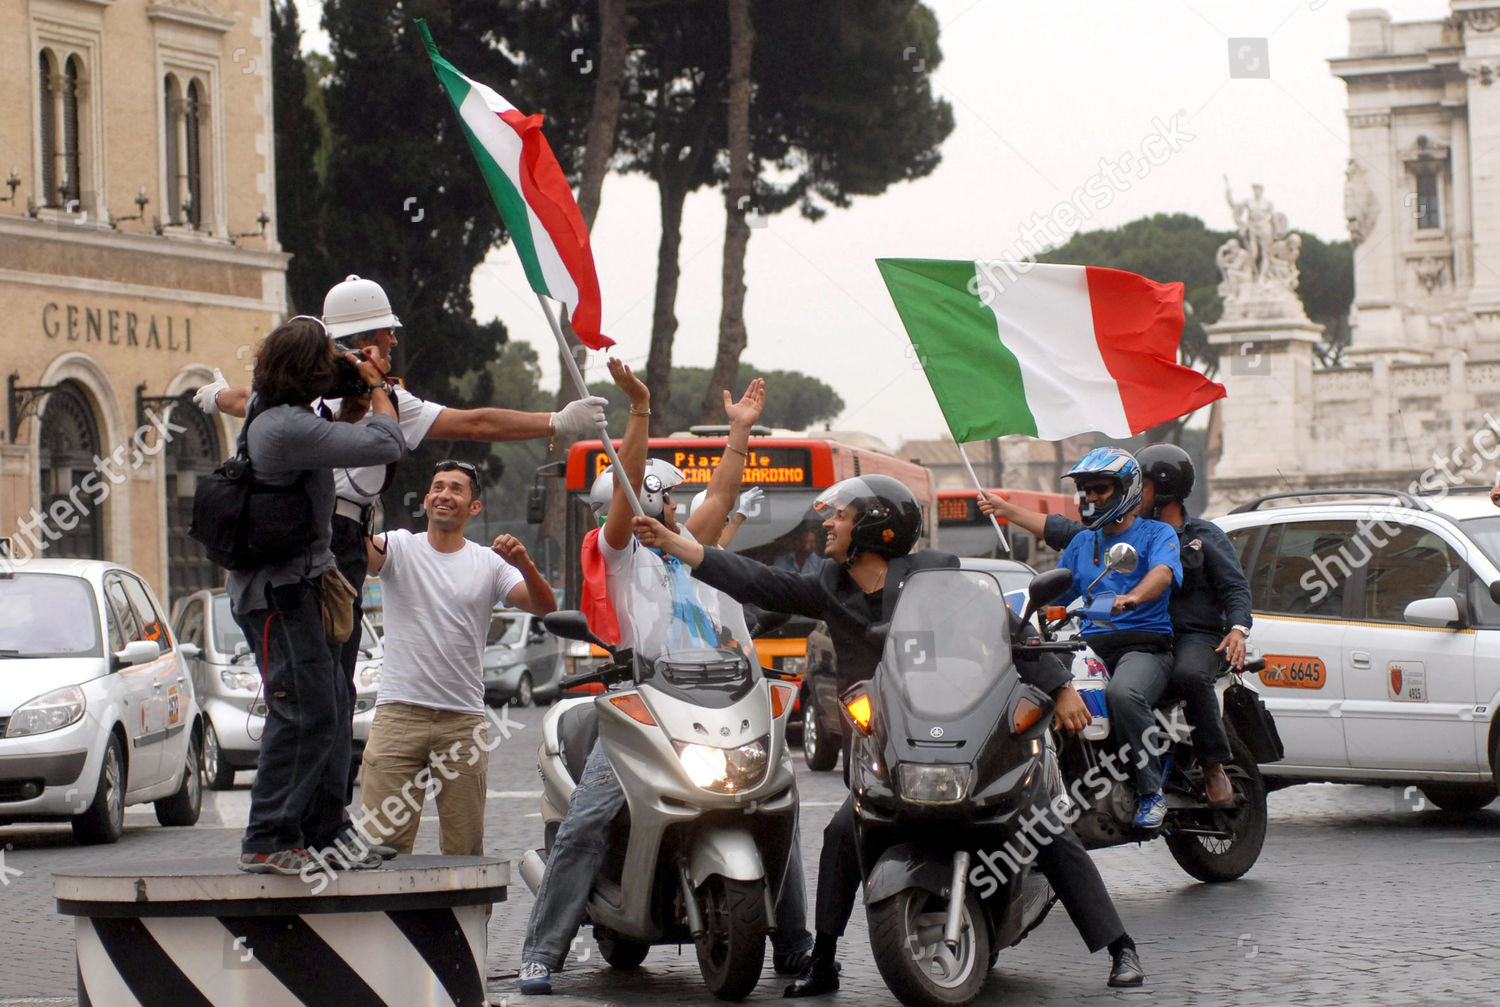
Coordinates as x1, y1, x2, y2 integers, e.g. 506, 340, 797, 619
114, 640, 161, 669
1490, 581, 1500, 606
543, 610, 610, 652
1022, 568, 1074, 624
1105, 542, 1138, 574
179, 642, 202, 660
1404, 596, 1461, 629
233, 641, 252, 660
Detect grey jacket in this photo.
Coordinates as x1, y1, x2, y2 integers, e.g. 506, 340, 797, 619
226, 400, 404, 614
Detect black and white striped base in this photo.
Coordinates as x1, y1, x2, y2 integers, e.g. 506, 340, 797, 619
55, 856, 505, 1007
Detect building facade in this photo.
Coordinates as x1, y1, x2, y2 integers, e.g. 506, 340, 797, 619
1209, 1, 1500, 509
1, 0, 286, 603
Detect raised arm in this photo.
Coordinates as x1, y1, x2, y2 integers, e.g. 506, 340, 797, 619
684, 379, 764, 542
493, 535, 558, 617
426, 396, 606, 442
603, 359, 651, 551
978, 491, 1050, 539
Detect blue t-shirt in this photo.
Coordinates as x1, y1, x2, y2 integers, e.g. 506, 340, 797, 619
1057, 518, 1183, 636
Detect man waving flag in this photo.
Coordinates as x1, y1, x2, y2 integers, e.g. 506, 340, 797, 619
418, 20, 612, 350
877, 259, 1224, 441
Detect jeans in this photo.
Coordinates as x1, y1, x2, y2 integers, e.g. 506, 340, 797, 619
1104, 649, 1175, 796
233, 580, 352, 854
522, 740, 811, 969
1171, 633, 1233, 767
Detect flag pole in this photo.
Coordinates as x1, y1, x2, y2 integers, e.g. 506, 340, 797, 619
535, 291, 644, 517
955, 439, 1010, 553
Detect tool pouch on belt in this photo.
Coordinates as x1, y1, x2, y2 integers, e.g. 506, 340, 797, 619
318, 566, 357, 645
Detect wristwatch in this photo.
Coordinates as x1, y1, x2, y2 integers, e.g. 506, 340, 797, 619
1231, 624, 1251, 637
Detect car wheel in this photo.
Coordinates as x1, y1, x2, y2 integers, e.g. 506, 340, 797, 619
1418, 783, 1496, 813
72, 734, 125, 845
202, 720, 236, 791
511, 673, 534, 708
155, 733, 203, 827
803, 697, 839, 772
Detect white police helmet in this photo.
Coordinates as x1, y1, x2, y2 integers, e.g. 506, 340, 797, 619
588, 459, 686, 519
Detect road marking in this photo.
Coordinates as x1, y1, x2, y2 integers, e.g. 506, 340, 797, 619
487, 790, 543, 799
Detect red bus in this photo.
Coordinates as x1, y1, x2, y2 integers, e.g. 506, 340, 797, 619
936, 488, 1080, 570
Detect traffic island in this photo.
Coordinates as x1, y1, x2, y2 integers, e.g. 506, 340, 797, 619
53, 855, 506, 1007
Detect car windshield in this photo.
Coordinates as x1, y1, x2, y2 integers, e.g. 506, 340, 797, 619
883, 569, 1011, 721
211, 595, 251, 657
0, 574, 102, 658
488, 613, 526, 647
1460, 516, 1500, 568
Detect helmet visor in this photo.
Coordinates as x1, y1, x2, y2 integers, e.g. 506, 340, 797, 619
812, 476, 884, 518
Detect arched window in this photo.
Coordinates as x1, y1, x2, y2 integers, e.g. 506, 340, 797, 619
61, 55, 82, 206
164, 74, 181, 224
38, 50, 58, 207
37, 381, 103, 561
164, 400, 221, 601
185, 79, 203, 229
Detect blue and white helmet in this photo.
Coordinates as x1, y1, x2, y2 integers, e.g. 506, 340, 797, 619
588, 459, 686, 519
1064, 447, 1143, 530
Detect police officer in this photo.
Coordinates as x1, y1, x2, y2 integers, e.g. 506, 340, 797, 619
634, 475, 1146, 994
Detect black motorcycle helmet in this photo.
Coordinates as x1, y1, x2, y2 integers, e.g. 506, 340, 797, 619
813, 475, 923, 560
1135, 442, 1195, 506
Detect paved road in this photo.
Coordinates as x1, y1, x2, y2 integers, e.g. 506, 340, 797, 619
2, 703, 1498, 1006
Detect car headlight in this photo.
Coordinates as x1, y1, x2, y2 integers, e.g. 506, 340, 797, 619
897, 763, 972, 805
6, 686, 87, 738
220, 667, 261, 691
778, 656, 806, 677
675, 736, 770, 793
358, 663, 381, 689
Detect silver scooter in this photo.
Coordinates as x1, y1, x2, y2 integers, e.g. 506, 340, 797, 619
520, 609, 800, 1001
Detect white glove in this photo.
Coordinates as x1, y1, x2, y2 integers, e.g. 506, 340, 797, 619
736, 486, 764, 519
194, 368, 229, 415
551, 395, 609, 437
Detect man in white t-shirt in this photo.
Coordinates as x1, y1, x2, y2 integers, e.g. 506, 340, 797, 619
355, 459, 557, 856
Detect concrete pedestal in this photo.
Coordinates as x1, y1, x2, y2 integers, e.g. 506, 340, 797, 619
53, 856, 506, 1007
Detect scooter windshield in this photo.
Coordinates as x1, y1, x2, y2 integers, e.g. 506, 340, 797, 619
613, 540, 758, 671
882, 569, 1012, 721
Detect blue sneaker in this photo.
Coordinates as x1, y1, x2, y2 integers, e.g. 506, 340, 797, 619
1132, 792, 1167, 829
518, 961, 551, 995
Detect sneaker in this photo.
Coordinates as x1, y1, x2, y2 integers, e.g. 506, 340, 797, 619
1132, 792, 1167, 829
368, 843, 399, 861
317, 844, 383, 871
518, 961, 551, 995
238, 849, 314, 875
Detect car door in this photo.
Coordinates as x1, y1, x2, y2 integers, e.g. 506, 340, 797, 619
1234, 519, 1355, 772
102, 574, 163, 786
121, 575, 192, 787
173, 596, 211, 714
1340, 520, 1479, 774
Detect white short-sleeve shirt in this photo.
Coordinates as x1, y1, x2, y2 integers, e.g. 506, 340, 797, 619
325, 386, 445, 505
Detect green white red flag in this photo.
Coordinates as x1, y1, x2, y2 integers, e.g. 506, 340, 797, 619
418, 21, 612, 349
877, 259, 1224, 441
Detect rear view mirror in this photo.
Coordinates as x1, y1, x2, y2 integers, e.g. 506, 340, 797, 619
1404, 596, 1461, 629
1105, 542, 1138, 574
114, 640, 160, 669
179, 642, 202, 660
526, 484, 547, 525
543, 610, 610, 651
1022, 568, 1073, 624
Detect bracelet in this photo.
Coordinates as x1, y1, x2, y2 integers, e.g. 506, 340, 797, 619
367, 383, 387, 393
725, 443, 748, 458
630, 407, 652, 416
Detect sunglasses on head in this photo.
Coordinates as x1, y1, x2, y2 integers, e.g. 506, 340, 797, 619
435, 460, 479, 477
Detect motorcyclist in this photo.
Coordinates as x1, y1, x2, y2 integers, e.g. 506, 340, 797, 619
633, 475, 1146, 994
992, 447, 1182, 830
980, 443, 1250, 806
517, 360, 811, 995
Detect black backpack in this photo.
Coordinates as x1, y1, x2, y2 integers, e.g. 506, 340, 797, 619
189, 401, 317, 571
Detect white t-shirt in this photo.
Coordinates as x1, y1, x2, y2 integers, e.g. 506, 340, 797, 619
376, 529, 524, 714
598, 532, 754, 664
324, 387, 444, 505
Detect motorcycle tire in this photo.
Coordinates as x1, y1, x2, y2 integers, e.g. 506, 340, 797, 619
1165, 734, 1268, 883
596, 929, 650, 970
867, 886, 990, 1007
693, 876, 767, 1001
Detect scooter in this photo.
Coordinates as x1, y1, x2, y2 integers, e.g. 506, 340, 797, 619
840, 564, 1080, 1007
1043, 543, 1272, 882
520, 610, 800, 1001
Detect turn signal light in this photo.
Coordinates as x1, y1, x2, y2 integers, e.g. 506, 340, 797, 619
1011, 696, 1044, 734
846, 694, 873, 734
770, 683, 796, 718
610, 694, 657, 726
1044, 606, 1068, 622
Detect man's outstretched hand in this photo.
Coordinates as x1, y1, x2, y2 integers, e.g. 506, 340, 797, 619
723, 377, 765, 430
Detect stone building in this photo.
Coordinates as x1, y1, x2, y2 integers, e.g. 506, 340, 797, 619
0, 0, 286, 603
1209, 1, 1500, 510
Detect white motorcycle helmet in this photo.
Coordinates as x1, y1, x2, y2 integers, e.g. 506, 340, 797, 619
588, 460, 686, 519
322, 274, 403, 340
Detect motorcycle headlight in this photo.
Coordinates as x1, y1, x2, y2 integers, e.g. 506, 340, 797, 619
220, 667, 260, 692
897, 763, 972, 805
358, 663, 381, 689
675, 736, 770, 793
6, 686, 87, 738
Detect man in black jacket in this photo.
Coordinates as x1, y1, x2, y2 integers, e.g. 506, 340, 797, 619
633, 475, 1145, 995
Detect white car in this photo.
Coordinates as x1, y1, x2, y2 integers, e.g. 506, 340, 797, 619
171, 589, 382, 790
1215, 487, 1500, 810
0, 559, 202, 843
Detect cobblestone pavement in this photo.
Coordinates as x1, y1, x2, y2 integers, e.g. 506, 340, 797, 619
2, 704, 1497, 1006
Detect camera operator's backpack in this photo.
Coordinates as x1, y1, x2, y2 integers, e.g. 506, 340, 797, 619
189, 400, 317, 570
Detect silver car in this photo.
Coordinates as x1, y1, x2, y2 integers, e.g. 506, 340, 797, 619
481, 607, 564, 707
171, 590, 382, 790
0, 559, 202, 843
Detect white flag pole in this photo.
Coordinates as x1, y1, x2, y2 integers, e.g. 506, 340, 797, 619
955, 439, 1010, 554
536, 291, 644, 517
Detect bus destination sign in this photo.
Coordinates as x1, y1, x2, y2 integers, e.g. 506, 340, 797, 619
586, 445, 813, 487
938, 496, 977, 524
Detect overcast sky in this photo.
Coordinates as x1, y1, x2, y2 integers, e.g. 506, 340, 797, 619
293, 0, 1441, 448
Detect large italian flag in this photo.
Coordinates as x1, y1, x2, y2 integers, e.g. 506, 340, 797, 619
418, 21, 612, 349
877, 259, 1224, 441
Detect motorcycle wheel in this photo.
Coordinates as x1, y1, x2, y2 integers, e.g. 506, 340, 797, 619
1165, 735, 1268, 882
596, 929, 650, 970
867, 887, 990, 1007
694, 876, 767, 1001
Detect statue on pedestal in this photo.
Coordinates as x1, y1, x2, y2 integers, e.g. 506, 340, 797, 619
1217, 178, 1308, 320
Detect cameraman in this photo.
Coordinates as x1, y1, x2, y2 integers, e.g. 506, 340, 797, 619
230, 317, 406, 875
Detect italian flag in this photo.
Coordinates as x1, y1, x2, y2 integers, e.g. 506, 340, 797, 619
877, 259, 1224, 441
418, 21, 612, 349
